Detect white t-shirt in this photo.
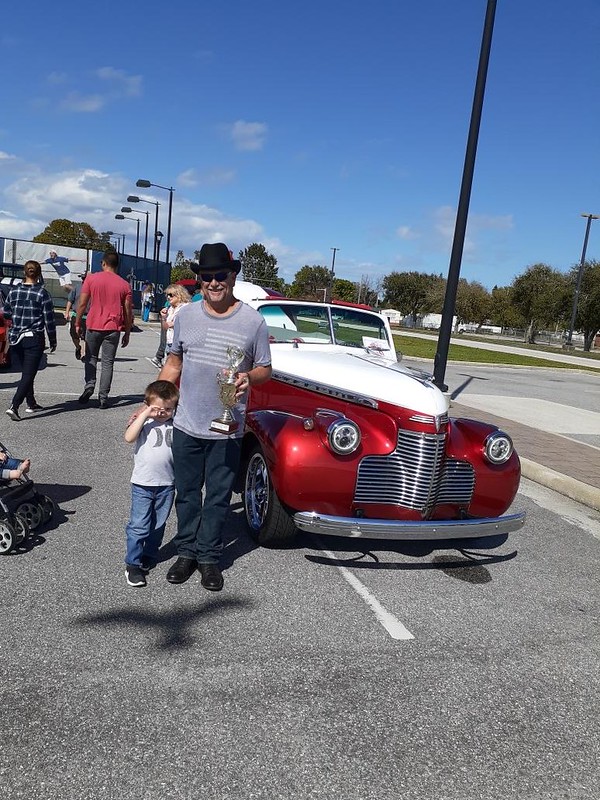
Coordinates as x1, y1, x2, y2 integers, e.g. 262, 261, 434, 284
130, 418, 174, 486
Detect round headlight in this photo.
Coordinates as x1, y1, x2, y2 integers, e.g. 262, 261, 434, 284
327, 418, 361, 455
484, 431, 513, 465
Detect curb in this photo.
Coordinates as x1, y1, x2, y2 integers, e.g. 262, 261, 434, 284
520, 457, 600, 513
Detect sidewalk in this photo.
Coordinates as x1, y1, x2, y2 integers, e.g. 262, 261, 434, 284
450, 400, 600, 513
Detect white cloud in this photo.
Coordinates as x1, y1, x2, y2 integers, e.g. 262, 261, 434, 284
430, 205, 514, 261
46, 71, 68, 85
96, 67, 142, 97
227, 120, 268, 151
396, 225, 419, 240
60, 92, 106, 113
0, 162, 271, 262
177, 167, 236, 188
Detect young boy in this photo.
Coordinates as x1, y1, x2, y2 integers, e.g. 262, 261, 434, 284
124, 380, 179, 587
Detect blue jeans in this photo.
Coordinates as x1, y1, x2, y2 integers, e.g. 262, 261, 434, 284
10, 332, 45, 410
125, 483, 175, 567
172, 429, 242, 563
84, 329, 120, 401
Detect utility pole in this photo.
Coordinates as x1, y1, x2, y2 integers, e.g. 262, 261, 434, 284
327, 247, 339, 302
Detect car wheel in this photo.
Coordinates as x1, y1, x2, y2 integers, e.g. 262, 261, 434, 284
244, 445, 297, 546
15, 501, 43, 531
0, 519, 16, 554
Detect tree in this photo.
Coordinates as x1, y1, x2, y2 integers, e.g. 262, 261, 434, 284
455, 279, 491, 328
356, 274, 383, 306
239, 243, 283, 291
569, 259, 600, 351
489, 285, 526, 329
382, 271, 444, 323
332, 278, 356, 303
289, 265, 331, 300
170, 249, 196, 283
511, 263, 570, 343
33, 219, 111, 250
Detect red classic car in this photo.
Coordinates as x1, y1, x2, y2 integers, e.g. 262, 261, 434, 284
238, 293, 525, 547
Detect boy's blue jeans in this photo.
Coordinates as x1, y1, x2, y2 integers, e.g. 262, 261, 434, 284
125, 483, 175, 567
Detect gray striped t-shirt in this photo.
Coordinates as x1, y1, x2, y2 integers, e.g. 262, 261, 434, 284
170, 300, 271, 439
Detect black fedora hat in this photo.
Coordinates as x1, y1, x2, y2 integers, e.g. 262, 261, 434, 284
192, 242, 241, 275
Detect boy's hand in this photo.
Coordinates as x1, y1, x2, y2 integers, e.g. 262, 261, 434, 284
127, 405, 151, 426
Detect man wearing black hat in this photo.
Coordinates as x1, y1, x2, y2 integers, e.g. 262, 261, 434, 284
158, 242, 272, 591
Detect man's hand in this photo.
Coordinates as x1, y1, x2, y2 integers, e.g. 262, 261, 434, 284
235, 371, 251, 400
49, 345, 56, 354
121, 331, 130, 348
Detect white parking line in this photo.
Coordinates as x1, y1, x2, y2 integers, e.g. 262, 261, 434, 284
320, 546, 415, 640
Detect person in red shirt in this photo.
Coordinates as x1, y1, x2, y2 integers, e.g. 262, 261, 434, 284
75, 251, 133, 409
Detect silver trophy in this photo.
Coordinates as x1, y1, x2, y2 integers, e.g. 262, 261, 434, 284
210, 346, 245, 434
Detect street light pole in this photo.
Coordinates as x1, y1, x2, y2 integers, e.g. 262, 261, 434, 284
127, 195, 160, 263
565, 212, 599, 347
114, 214, 140, 258
136, 179, 174, 265
121, 207, 149, 260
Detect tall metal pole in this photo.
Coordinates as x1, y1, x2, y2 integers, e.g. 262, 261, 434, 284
134, 218, 140, 259
433, 0, 497, 391
166, 188, 173, 265
328, 247, 339, 301
152, 202, 159, 262
142, 212, 148, 260
565, 213, 599, 347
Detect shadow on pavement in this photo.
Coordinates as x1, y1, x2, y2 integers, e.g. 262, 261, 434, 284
71, 598, 253, 651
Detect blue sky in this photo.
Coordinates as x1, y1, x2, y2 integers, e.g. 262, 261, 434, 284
1, 0, 599, 288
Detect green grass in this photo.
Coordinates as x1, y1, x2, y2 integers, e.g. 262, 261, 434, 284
393, 334, 600, 371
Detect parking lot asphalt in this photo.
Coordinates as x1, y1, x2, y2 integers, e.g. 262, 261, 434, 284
1, 320, 599, 800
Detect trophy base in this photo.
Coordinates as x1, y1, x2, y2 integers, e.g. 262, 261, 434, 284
210, 417, 239, 435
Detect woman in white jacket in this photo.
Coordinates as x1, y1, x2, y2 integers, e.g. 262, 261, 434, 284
160, 284, 190, 356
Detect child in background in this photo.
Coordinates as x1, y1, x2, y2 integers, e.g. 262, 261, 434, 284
0, 451, 31, 481
124, 380, 179, 587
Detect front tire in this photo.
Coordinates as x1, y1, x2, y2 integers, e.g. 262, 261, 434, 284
244, 445, 297, 546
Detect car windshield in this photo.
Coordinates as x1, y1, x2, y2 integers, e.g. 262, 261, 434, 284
259, 303, 391, 349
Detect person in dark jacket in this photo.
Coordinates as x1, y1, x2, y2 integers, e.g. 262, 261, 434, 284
3, 260, 56, 421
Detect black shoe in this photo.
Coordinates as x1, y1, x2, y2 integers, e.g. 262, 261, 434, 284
166, 557, 197, 584
5, 406, 21, 421
125, 566, 147, 588
99, 399, 109, 409
25, 403, 44, 414
78, 387, 94, 404
198, 563, 224, 592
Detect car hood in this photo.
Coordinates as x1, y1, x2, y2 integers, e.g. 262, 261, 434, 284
270, 347, 448, 416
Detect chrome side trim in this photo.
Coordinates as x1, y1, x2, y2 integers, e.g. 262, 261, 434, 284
272, 371, 378, 409
293, 511, 526, 540
409, 412, 449, 427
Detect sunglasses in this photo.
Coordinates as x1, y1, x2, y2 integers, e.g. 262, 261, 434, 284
166, 293, 175, 297
199, 270, 231, 283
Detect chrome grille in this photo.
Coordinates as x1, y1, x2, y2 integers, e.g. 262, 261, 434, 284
355, 429, 474, 516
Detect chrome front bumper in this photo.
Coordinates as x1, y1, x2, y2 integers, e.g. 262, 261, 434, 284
293, 511, 526, 540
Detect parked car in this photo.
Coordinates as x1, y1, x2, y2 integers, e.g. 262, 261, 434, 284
240, 297, 525, 547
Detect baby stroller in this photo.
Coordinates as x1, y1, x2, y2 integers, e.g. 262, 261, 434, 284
0, 441, 54, 554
